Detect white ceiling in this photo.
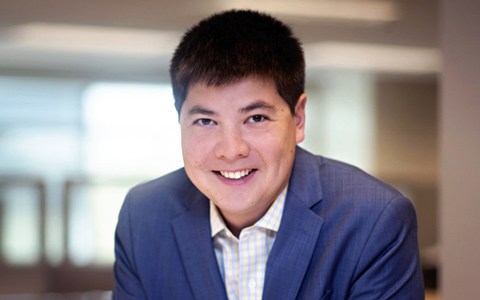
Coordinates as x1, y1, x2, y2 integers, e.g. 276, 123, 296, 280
0, 0, 439, 81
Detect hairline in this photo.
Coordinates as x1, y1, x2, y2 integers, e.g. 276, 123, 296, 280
182, 75, 298, 116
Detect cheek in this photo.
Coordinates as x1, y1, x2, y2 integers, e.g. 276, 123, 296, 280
182, 139, 196, 166
262, 125, 297, 149
254, 133, 293, 164
182, 136, 211, 169
269, 126, 297, 163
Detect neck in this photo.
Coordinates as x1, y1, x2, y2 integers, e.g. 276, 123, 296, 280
220, 209, 268, 238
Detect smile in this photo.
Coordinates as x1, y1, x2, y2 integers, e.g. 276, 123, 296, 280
219, 169, 253, 180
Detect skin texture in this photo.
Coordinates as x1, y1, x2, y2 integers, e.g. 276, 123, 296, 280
180, 77, 306, 236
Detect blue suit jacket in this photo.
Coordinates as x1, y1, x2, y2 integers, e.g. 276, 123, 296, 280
113, 147, 424, 299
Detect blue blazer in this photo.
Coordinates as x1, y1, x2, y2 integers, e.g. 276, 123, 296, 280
113, 147, 424, 299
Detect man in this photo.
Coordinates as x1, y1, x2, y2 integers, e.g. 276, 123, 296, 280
113, 10, 425, 300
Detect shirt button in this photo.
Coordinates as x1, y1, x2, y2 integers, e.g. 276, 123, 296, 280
248, 279, 256, 288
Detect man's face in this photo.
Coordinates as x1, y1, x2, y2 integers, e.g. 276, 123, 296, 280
180, 77, 306, 228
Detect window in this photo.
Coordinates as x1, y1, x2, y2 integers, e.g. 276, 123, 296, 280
0, 77, 183, 267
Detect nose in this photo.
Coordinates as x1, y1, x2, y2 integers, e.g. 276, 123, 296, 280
214, 126, 249, 160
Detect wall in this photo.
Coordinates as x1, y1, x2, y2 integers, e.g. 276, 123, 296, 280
375, 79, 438, 251
440, 0, 480, 298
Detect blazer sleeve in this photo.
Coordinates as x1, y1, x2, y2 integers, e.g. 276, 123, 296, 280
348, 195, 425, 300
112, 196, 147, 300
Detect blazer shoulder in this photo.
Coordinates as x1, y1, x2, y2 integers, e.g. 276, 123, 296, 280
318, 156, 403, 200
123, 168, 203, 219
291, 147, 404, 210
129, 168, 191, 197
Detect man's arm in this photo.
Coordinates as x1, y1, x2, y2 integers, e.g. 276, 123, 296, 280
112, 197, 146, 300
348, 195, 425, 299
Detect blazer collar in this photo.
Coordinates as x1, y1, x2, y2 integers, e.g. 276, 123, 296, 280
263, 147, 325, 300
172, 191, 228, 300
288, 146, 324, 208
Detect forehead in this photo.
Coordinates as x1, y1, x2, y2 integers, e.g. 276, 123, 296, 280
181, 77, 285, 112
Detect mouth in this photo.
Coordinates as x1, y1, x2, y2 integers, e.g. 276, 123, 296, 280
217, 169, 254, 180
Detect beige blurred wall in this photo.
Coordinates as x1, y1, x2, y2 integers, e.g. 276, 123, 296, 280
440, 0, 480, 299
376, 79, 438, 251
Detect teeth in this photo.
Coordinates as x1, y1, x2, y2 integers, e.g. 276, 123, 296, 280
220, 169, 252, 180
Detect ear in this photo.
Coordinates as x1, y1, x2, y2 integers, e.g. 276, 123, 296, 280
294, 93, 307, 144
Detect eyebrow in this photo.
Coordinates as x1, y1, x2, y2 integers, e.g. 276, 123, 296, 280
187, 105, 216, 116
239, 101, 276, 114
186, 100, 276, 116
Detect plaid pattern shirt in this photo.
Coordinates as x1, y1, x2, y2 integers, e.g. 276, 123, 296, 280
210, 186, 287, 300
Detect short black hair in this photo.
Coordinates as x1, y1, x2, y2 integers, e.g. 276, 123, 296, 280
169, 10, 305, 115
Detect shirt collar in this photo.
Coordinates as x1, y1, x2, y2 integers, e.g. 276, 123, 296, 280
210, 200, 226, 237
210, 185, 288, 238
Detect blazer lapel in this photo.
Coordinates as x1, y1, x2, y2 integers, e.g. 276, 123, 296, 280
263, 147, 325, 300
172, 194, 228, 300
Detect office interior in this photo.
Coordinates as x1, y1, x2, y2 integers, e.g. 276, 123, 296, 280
0, 1, 479, 299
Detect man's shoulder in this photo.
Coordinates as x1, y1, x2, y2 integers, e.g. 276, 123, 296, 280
322, 157, 400, 195
123, 167, 203, 217
293, 148, 416, 243
294, 147, 403, 205
129, 168, 192, 198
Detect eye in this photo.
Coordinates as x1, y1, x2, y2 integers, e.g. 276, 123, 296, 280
194, 118, 215, 126
248, 115, 268, 123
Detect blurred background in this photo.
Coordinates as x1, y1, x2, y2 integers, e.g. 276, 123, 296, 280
0, 0, 478, 299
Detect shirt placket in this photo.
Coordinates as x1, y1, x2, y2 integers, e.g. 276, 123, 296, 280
223, 231, 240, 300
238, 227, 262, 300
